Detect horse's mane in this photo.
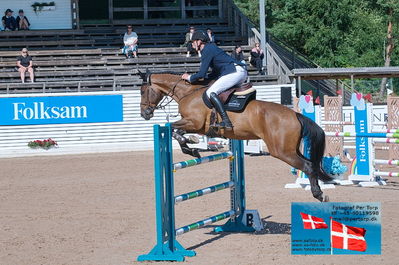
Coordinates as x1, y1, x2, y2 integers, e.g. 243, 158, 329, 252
145, 71, 211, 87
148, 71, 183, 85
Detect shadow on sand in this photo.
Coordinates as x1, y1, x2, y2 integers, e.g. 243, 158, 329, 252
187, 215, 290, 250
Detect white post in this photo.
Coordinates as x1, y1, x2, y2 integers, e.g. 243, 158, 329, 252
259, 0, 267, 70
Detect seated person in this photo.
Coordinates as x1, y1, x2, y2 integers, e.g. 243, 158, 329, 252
183, 26, 201, 57
250, 43, 265, 75
17, 48, 34, 83
2, 9, 17, 31
231, 45, 245, 65
206, 28, 216, 43
122, 25, 138, 58
16, 9, 30, 30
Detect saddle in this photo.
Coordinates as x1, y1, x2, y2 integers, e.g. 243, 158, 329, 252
202, 83, 256, 112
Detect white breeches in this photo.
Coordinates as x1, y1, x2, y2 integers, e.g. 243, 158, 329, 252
206, 65, 247, 97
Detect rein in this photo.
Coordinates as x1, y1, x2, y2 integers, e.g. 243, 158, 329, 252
141, 75, 210, 121
155, 78, 183, 110
153, 78, 208, 109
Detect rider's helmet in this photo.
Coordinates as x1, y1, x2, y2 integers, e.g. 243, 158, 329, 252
192, 31, 209, 42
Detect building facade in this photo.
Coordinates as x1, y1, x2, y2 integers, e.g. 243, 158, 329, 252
0, 0, 227, 29
79, 0, 224, 24
0, 0, 73, 29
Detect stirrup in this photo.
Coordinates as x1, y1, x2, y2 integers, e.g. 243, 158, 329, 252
211, 120, 233, 130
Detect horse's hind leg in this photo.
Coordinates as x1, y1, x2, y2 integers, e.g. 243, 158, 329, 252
275, 151, 327, 202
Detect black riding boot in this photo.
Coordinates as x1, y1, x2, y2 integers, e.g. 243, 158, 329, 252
209, 92, 233, 130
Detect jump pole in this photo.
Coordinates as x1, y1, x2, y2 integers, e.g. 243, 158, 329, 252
137, 124, 259, 262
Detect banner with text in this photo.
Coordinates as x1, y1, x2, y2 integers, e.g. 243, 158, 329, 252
291, 202, 381, 255
0, 95, 123, 125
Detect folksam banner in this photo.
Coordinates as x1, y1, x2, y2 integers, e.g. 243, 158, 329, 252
0, 95, 123, 125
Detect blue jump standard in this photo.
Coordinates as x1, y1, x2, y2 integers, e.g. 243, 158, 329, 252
137, 123, 256, 262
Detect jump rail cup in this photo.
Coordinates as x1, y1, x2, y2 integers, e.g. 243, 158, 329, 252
137, 124, 258, 262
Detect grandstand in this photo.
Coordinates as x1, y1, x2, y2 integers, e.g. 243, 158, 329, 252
0, 0, 287, 94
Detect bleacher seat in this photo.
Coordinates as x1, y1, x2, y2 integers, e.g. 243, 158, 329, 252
0, 22, 278, 93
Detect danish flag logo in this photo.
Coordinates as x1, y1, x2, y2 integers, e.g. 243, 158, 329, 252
331, 219, 367, 252
300, 212, 328, 229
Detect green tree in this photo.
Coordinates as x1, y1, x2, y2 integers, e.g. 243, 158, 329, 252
234, 0, 399, 95
375, 0, 399, 97
234, 0, 260, 25
267, 0, 386, 67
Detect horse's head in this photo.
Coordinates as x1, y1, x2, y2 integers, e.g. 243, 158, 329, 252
139, 70, 164, 120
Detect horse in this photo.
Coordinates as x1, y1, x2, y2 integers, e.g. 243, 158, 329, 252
139, 71, 333, 202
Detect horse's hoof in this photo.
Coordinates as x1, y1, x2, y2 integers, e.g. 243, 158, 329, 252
187, 135, 200, 144
192, 148, 201, 158
323, 195, 330, 202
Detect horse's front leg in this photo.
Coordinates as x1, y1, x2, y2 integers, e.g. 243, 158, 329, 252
172, 119, 201, 158
175, 129, 199, 144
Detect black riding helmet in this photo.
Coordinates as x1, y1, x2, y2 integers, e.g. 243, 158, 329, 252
192, 31, 209, 42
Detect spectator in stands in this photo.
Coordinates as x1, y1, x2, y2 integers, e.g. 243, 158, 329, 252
122, 25, 138, 58
16, 9, 30, 30
231, 45, 245, 65
2, 9, 17, 31
184, 26, 201, 57
250, 43, 265, 75
206, 28, 216, 43
17, 48, 34, 83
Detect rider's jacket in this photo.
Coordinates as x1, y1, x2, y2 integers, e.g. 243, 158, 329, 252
189, 43, 246, 83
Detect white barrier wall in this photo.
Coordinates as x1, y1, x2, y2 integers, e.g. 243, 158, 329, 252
254, 84, 296, 103
0, 84, 295, 158
0, 0, 72, 30
319, 105, 388, 133
0, 91, 177, 157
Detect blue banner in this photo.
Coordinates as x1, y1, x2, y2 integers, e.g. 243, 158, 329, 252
0, 95, 123, 125
350, 95, 371, 176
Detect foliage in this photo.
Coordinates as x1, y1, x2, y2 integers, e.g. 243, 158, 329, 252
32, 2, 55, 13
234, 0, 260, 25
233, 0, 398, 94
28, 138, 58, 150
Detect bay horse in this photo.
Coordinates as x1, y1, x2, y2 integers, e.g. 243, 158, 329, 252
139, 71, 332, 202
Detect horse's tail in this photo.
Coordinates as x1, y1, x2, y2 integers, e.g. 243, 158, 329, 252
295, 113, 333, 182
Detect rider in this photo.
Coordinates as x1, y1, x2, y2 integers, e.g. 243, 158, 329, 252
181, 31, 247, 130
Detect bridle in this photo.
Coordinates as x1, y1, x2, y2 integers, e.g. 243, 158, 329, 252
140, 77, 183, 115
140, 74, 209, 117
